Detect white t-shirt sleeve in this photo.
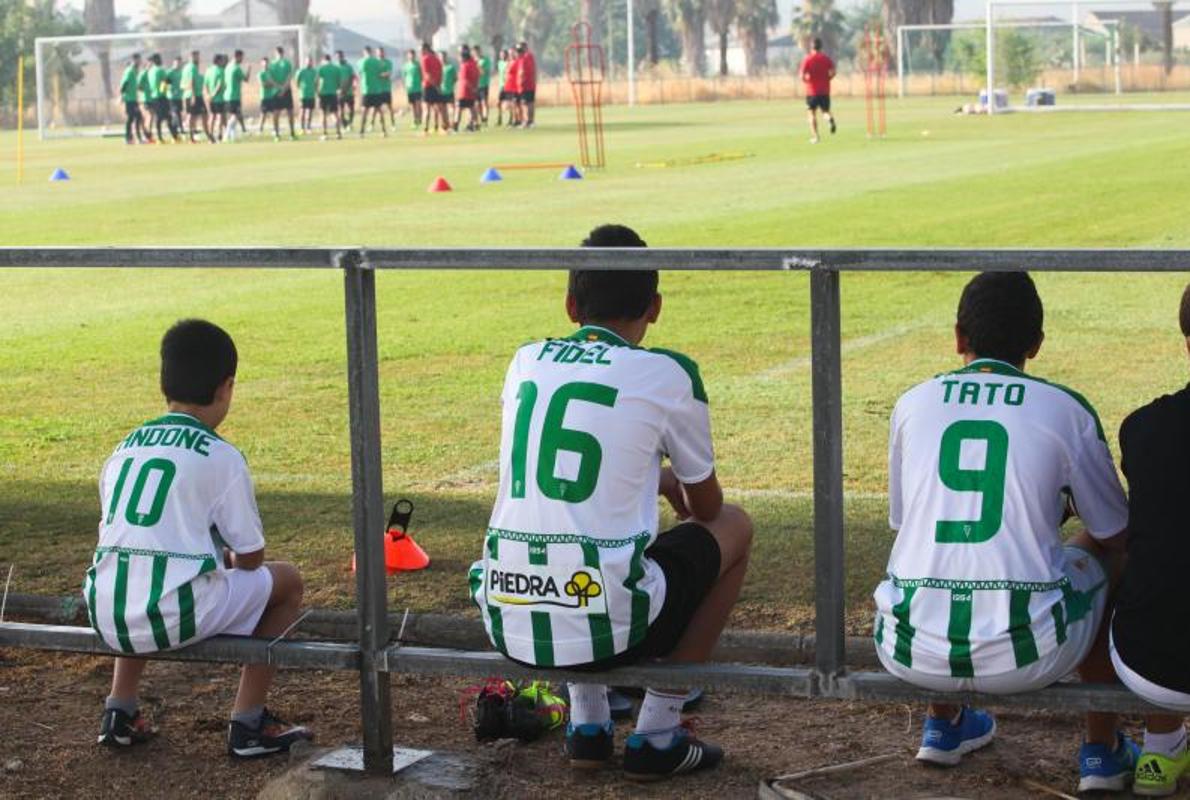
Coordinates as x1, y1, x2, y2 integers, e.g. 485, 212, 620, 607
211, 455, 266, 554
888, 399, 904, 530
1067, 415, 1128, 539
660, 362, 715, 485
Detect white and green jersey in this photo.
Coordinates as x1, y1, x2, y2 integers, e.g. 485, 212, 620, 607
83, 412, 265, 654
874, 359, 1127, 678
470, 325, 713, 667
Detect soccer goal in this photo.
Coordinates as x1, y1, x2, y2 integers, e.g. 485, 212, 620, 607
34, 24, 307, 139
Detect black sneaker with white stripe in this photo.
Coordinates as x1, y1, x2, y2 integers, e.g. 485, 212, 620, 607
622, 726, 723, 782
227, 708, 312, 759
97, 708, 154, 747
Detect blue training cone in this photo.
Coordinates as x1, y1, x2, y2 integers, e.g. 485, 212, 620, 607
49, 168, 70, 182
559, 165, 583, 181
480, 167, 503, 183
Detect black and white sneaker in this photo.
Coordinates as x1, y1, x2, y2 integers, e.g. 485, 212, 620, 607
829, 117, 837, 134
566, 721, 615, 769
97, 708, 155, 747
623, 725, 723, 782
227, 708, 312, 758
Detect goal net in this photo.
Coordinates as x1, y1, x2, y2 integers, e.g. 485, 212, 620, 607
896, 0, 1190, 108
34, 24, 306, 139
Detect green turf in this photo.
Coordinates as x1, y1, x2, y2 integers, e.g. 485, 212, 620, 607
1, 97, 1188, 630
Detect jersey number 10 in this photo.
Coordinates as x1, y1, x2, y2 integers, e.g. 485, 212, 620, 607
935, 420, 1008, 544
105, 457, 177, 528
510, 380, 619, 504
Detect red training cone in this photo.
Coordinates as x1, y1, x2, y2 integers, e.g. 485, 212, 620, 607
428, 176, 452, 193
385, 528, 430, 572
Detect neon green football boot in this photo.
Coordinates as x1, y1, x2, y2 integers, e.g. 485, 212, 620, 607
1134, 749, 1190, 797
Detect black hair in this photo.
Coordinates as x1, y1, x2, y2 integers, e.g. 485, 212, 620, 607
150, 53, 162, 64
812, 38, 823, 50
160, 320, 238, 405
234, 48, 243, 58
1179, 284, 1190, 337
956, 272, 1044, 365
568, 225, 656, 322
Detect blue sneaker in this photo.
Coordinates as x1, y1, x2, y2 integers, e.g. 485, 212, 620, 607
915, 707, 996, 766
1077, 732, 1140, 793
565, 721, 614, 769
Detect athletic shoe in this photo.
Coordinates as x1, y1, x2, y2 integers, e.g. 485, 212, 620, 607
829, 117, 837, 134
97, 708, 154, 747
227, 708, 312, 759
915, 707, 996, 766
623, 724, 723, 782
1133, 747, 1189, 796
1077, 732, 1140, 793
566, 721, 614, 769
810, 137, 819, 144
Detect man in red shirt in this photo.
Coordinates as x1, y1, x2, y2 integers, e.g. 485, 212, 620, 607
455, 45, 480, 132
420, 42, 446, 134
503, 49, 522, 126
514, 41, 537, 129
798, 38, 836, 144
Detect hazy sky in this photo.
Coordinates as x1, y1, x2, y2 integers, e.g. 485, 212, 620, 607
62, 0, 408, 28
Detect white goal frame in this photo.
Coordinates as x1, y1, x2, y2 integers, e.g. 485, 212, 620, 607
34, 24, 307, 139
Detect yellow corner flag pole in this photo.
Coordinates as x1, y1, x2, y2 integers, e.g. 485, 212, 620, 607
17, 54, 25, 185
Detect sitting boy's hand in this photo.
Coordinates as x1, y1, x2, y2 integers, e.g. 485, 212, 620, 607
223, 547, 235, 569
659, 467, 690, 520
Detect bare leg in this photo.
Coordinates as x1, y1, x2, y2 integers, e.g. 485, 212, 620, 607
109, 657, 148, 704
808, 110, 819, 141
231, 562, 303, 714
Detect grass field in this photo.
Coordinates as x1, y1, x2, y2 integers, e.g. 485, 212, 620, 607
2, 96, 1189, 632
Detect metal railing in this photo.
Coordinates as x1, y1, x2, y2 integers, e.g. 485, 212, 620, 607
2, 247, 1188, 776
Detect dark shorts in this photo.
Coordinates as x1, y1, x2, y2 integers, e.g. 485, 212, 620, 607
341, 93, 355, 104
499, 89, 513, 101
442, 93, 455, 104
170, 99, 183, 115
124, 101, 142, 119
301, 97, 315, 110
806, 94, 831, 112
424, 86, 442, 103
261, 97, 275, 113
380, 91, 392, 104
275, 91, 294, 110
186, 98, 206, 115
228, 99, 242, 114
362, 93, 382, 108
211, 100, 226, 114
506, 522, 722, 672
153, 97, 170, 116
480, 85, 490, 100
458, 98, 475, 109
519, 90, 536, 103
319, 94, 339, 112
407, 91, 422, 102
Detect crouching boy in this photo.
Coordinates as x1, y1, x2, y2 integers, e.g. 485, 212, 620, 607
469, 225, 753, 781
85, 319, 312, 758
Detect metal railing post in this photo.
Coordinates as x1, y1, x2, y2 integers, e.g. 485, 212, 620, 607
810, 266, 846, 690
341, 249, 393, 775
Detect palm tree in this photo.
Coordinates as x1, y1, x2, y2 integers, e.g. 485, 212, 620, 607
145, 0, 191, 31
664, 0, 707, 75
84, 0, 115, 99
883, 0, 953, 70
637, 0, 663, 64
736, 0, 776, 74
402, 0, 448, 42
706, 0, 735, 75
482, 0, 513, 52
791, 0, 844, 54
511, 0, 555, 53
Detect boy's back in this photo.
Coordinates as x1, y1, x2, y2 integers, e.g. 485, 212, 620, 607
473, 325, 711, 667
86, 412, 263, 654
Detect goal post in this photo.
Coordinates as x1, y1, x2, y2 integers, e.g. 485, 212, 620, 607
34, 24, 307, 139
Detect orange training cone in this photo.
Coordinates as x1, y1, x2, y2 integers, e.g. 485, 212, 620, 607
385, 528, 430, 572
428, 176, 452, 193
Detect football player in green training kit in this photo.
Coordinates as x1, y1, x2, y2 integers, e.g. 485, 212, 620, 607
1109, 284, 1190, 797
145, 54, 176, 143
316, 54, 342, 140
440, 51, 457, 131
224, 50, 250, 137
181, 51, 213, 143
874, 272, 1138, 794
120, 53, 148, 144
402, 49, 423, 127
270, 46, 297, 139
469, 224, 753, 782
137, 58, 155, 142
336, 51, 356, 128
205, 54, 227, 141
474, 44, 491, 124
88, 319, 313, 757
167, 56, 184, 136
257, 56, 280, 138
378, 47, 396, 127
356, 46, 387, 138
296, 56, 317, 135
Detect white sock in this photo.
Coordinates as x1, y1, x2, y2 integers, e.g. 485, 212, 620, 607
634, 689, 685, 748
567, 683, 610, 727
1144, 727, 1187, 758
